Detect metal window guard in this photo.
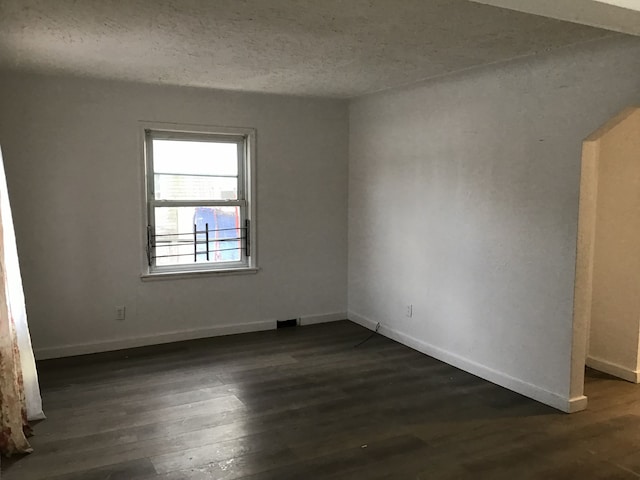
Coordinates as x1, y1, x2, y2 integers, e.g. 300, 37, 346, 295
147, 219, 250, 266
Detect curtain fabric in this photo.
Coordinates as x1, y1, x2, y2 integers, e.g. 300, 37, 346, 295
0, 147, 42, 456
0, 294, 33, 456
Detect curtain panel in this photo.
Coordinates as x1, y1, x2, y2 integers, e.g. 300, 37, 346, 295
0, 299, 32, 456
0, 147, 42, 456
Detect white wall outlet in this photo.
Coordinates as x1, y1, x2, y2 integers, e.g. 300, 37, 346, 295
405, 304, 413, 318
115, 305, 126, 321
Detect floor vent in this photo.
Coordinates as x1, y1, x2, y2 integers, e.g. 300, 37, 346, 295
277, 319, 299, 328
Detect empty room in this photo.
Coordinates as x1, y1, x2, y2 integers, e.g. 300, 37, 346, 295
1, 0, 640, 478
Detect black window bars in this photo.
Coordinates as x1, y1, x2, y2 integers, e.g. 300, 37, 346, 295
147, 219, 250, 266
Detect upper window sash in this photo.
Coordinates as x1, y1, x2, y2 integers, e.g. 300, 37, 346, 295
145, 130, 247, 202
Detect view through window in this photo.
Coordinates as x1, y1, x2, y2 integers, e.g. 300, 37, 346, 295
144, 128, 254, 274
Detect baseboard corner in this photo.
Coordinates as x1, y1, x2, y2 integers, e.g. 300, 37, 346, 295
347, 311, 378, 330
586, 355, 640, 383
567, 395, 588, 413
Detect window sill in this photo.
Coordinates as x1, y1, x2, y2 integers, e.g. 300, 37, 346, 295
141, 267, 259, 281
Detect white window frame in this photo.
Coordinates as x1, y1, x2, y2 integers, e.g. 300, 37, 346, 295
140, 122, 257, 279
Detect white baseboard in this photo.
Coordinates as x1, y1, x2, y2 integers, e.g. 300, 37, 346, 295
587, 355, 640, 383
348, 312, 381, 331
299, 312, 347, 326
567, 395, 589, 413
34, 320, 275, 360
348, 311, 583, 413
35, 312, 350, 360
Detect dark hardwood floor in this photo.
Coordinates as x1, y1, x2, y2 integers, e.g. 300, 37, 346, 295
3, 320, 640, 479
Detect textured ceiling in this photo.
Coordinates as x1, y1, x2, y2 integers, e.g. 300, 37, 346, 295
0, 0, 614, 98
469, 0, 640, 36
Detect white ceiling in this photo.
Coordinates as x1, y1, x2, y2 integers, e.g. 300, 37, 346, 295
470, 0, 640, 36
0, 0, 618, 98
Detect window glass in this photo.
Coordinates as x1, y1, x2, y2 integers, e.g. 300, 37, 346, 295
152, 139, 238, 201
154, 206, 242, 267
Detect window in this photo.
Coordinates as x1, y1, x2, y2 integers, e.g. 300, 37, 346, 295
143, 124, 256, 276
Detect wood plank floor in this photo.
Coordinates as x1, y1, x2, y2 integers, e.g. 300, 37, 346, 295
3, 320, 640, 479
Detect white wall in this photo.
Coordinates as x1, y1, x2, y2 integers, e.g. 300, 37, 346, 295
348, 35, 640, 412
0, 72, 349, 358
579, 108, 640, 382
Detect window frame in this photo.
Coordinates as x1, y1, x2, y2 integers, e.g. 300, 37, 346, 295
140, 122, 257, 279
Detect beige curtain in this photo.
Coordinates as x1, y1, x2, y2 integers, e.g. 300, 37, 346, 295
0, 147, 39, 457
0, 207, 32, 456
0, 297, 33, 456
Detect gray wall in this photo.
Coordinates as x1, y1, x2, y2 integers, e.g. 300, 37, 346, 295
0, 72, 349, 358
348, 35, 640, 411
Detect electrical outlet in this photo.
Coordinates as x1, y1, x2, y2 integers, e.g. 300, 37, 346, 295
115, 306, 126, 321
405, 304, 413, 318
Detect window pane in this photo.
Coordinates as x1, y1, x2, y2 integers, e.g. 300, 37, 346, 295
153, 139, 238, 176
152, 139, 239, 201
154, 174, 237, 200
153, 206, 243, 267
